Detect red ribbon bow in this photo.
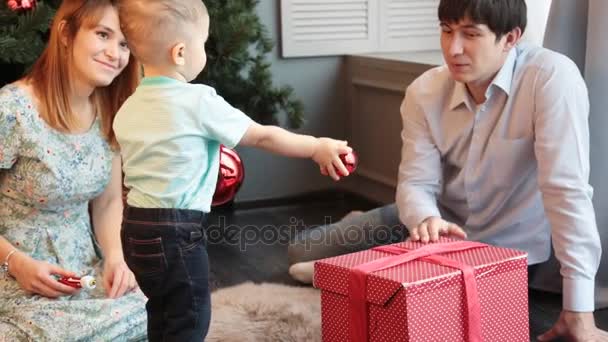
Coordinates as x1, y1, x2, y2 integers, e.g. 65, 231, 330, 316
348, 241, 487, 342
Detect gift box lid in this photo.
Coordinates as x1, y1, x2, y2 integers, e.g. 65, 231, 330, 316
314, 238, 527, 306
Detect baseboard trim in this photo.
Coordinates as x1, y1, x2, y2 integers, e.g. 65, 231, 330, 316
215, 189, 381, 212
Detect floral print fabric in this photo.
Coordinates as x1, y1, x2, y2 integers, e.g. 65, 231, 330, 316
0, 84, 147, 341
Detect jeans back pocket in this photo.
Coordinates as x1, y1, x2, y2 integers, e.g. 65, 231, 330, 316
126, 237, 167, 276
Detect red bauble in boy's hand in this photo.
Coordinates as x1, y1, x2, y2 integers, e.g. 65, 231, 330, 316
339, 151, 358, 176
212, 145, 245, 207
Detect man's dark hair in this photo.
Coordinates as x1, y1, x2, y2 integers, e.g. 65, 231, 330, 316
438, 0, 527, 39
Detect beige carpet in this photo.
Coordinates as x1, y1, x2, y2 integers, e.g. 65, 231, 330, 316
207, 282, 321, 342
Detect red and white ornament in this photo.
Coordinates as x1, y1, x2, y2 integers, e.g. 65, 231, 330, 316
6, 0, 35, 11
58, 275, 97, 290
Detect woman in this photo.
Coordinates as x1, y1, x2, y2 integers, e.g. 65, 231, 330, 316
0, 0, 147, 340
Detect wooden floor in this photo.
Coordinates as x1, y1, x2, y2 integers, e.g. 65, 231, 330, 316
206, 191, 607, 342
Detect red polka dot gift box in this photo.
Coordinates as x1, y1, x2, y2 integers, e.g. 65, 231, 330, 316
313, 237, 529, 342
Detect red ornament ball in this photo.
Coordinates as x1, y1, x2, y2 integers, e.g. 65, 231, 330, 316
7, 0, 19, 10
339, 151, 358, 176
6, 0, 35, 11
212, 145, 244, 207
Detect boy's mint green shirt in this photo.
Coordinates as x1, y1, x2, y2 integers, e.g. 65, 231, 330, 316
113, 76, 252, 212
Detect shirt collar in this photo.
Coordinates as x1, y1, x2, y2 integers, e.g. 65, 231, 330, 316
492, 47, 517, 96
448, 47, 517, 111
448, 81, 470, 111
140, 76, 181, 86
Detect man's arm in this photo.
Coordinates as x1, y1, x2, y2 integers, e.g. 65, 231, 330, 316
395, 87, 443, 230
532, 54, 603, 341
533, 56, 601, 312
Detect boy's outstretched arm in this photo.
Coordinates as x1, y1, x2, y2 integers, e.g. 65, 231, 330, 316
239, 122, 352, 181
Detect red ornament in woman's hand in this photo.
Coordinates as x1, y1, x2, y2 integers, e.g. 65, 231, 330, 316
58, 275, 96, 290
212, 145, 245, 207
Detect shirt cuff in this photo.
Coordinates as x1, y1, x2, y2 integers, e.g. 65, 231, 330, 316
563, 277, 595, 312
402, 207, 441, 231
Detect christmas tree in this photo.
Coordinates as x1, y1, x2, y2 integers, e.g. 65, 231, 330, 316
0, 0, 304, 128
199, 0, 304, 128
0, 0, 56, 83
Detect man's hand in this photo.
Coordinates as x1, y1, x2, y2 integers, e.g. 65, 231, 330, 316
409, 216, 467, 243
102, 255, 138, 299
538, 310, 608, 341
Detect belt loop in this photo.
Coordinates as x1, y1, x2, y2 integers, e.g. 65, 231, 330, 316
201, 212, 208, 227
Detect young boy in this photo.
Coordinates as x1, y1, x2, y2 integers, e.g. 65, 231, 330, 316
113, 0, 352, 340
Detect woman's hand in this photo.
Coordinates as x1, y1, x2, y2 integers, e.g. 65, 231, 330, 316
102, 254, 138, 299
9, 251, 79, 298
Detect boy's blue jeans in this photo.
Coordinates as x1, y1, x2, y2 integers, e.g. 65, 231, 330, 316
121, 206, 211, 342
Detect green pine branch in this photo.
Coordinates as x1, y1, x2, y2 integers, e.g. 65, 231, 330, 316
0, 33, 45, 64
0, 2, 55, 66
14, 2, 55, 36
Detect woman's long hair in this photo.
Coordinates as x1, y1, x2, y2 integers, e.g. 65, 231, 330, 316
25, 0, 140, 148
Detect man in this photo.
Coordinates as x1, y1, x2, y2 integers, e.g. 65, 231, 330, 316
397, 0, 602, 340
289, 0, 605, 340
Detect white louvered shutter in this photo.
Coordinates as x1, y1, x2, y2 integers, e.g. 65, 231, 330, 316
280, 0, 378, 57
379, 0, 440, 52
280, 0, 441, 57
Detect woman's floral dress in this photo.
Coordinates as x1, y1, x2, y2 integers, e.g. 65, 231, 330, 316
0, 84, 147, 341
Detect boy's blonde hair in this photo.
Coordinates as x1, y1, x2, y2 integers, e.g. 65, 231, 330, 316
118, 0, 208, 64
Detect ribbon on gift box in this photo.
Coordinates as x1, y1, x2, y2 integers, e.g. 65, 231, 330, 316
349, 240, 488, 342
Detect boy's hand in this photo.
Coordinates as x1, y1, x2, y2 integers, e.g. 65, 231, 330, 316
312, 138, 352, 180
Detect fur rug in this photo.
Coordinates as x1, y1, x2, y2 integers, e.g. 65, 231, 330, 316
207, 282, 321, 342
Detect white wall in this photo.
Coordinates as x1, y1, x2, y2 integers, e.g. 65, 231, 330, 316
543, 0, 588, 70
521, 0, 552, 46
